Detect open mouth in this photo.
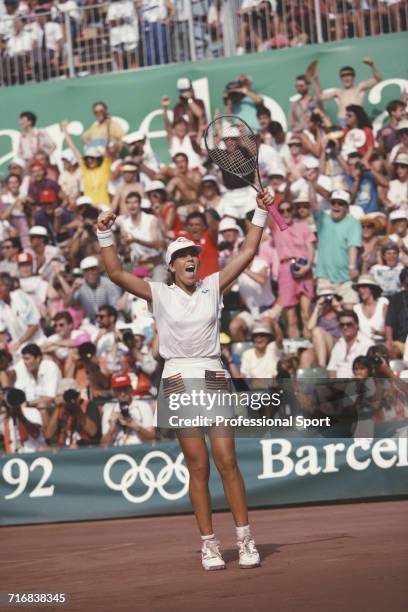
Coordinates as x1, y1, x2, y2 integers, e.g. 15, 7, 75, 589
185, 263, 195, 275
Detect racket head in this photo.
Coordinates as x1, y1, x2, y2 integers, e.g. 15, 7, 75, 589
204, 114, 261, 187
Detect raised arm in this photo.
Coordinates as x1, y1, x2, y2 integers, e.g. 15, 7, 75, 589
97, 211, 152, 301
219, 191, 269, 292
61, 120, 82, 164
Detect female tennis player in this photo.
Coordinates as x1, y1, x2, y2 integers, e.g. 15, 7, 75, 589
97, 190, 272, 571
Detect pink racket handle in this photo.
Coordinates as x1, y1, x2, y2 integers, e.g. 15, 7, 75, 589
267, 204, 288, 231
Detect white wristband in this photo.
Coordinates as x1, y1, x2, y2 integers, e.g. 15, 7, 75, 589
97, 228, 113, 248
251, 207, 268, 228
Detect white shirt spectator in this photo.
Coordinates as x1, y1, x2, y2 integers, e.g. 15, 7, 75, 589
238, 256, 274, 318
119, 212, 162, 262
106, 0, 139, 49
0, 220, 12, 243
353, 296, 389, 341
28, 21, 63, 52
94, 331, 128, 374
370, 264, 404, 296
19, 275, 49, 306
169, 135, 203, 170
102, 398, 154, 445
0, 289, 44, 348
53, 1, 81, 23
240, 342, 281, 379
42, 329, 83, 361
141, 0, 168, 22
388, 232, 408, 251
387, 179, 408, 210
6, 28, 32, 56
327, 331, 374, 378
14, 357, 62, 403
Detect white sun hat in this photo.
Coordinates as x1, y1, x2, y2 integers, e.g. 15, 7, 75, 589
165, 237, 202, 266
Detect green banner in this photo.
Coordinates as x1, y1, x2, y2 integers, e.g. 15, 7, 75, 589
1, 33, 407, 172
1, 436, 407, 526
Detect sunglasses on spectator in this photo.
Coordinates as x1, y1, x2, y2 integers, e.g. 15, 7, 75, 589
331, 200, 348, 207
296, 203, 310, 209
96, 313, 108, 319
395, 163, 408, 169
339, 321, 355, 328
279, 206, 293, 213
362, 223, 375, 229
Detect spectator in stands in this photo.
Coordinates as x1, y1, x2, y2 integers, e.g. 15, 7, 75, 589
118, 191, 164, 279
173, 78, 207, 133
289, 73, 318, 133
140, 0, 175, 67
66, 339, 112, 399
62, 120, 112, 206
148, 180, 184, 239
120, 325, 158, 384
17, 111, 56, 162
313, 58, 382, 127
383, 152, 408, 211
0, 386, 46, 453
388, 210, 408, 261
3, 17, 33, 85
223, 74, 264, 130
28, 160, 61, 207
312, 188, 361, 308
68, 205, 100, 266
218, 216, 243, 270
111, 161, 143, 215
59, 149, 82, 205
161, 152, 202, 214
0, 237, 21, 276
41, 311, 83, 372
302, 287, 343, 368
185, 210, 219, 280
0, 272, 44, 354
69, 255, 122, 323
14, 343, 61, 425
30, 6, 63, 81
283, 134, 307, 182
378, 100, 406, 156
0, 173, 31, 248
16, 251, 49, 315
34, 189, 73, 245
358, 214, 383, 273
342, 150, 379, 214
352, 274, 388, 342
199, 175, 222, 212
240, 324, 283, 381
82, 101, 126, 147
343, 105, 374, 165
389, 119, 408, 164
161, 95, 204, 169
45, 379, 100, 447
28, 225, 62, 280
270, 199, 315, 338
327, 310, 373, 378
101, 373, 155, 446
93, 305, 128, 375
384, 267, 408, 357
370, 241, 404, 296
106, 0, 139, 71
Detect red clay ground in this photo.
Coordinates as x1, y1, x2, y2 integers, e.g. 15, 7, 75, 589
1, 500, 407, 612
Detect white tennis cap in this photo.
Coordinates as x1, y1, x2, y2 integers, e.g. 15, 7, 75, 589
222, 126, 240, 139
330, 190, 351, 205
165, 237, 202, 266
304, 156, 320, 169
123, 131, 146, 144
219, 217, 240, 233
76, 195, 93, 207
61, 149, 77, 164
9, 157, 26, 169
390, 209, 408, 221
29, 225, 48, 237
84, 145, 104, 158
396, 119, 408, 131
80, 256, 99, 270
177, 78, 192, 91
145, 180, 166, 193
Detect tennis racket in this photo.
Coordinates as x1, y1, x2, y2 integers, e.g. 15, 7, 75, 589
204, 114, 288, 231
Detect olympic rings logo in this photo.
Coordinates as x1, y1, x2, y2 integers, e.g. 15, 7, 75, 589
103, 451, 189, 503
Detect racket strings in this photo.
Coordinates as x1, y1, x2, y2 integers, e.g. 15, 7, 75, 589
205, 117, 258, 177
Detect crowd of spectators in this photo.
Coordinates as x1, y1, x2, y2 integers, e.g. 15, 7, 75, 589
0, 60, 408, 453
0, 0, 407, 85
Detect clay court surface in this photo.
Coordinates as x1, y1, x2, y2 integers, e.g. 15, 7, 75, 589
2, 500, 407, 612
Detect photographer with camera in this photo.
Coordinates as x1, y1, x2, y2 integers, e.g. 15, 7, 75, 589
339, 150, 379, 215
68, 340, 112, 401
366, 345, 408, 422
120, 325, 157, 384
68, 206, 101, 267
223, 75, 263, 130
44, 379, 100, 447
0, 387, 46, 453
172, 78, 207, 134
101, 373, 155, 446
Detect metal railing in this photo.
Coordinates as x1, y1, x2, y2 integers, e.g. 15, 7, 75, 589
0, 0, 407, 87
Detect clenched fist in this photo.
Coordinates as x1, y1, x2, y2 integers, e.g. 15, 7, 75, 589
97, 210, 116, 231
256, 190, 273, 211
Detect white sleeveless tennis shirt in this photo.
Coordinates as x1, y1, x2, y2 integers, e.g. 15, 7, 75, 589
149, 272, 222, 360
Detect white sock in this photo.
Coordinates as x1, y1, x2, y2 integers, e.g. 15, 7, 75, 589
236, 525, 251, 541
201, 533, 216, 543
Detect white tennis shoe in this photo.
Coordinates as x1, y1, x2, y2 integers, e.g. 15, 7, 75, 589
238, 535, 261, 569
201, 539, 226, 571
